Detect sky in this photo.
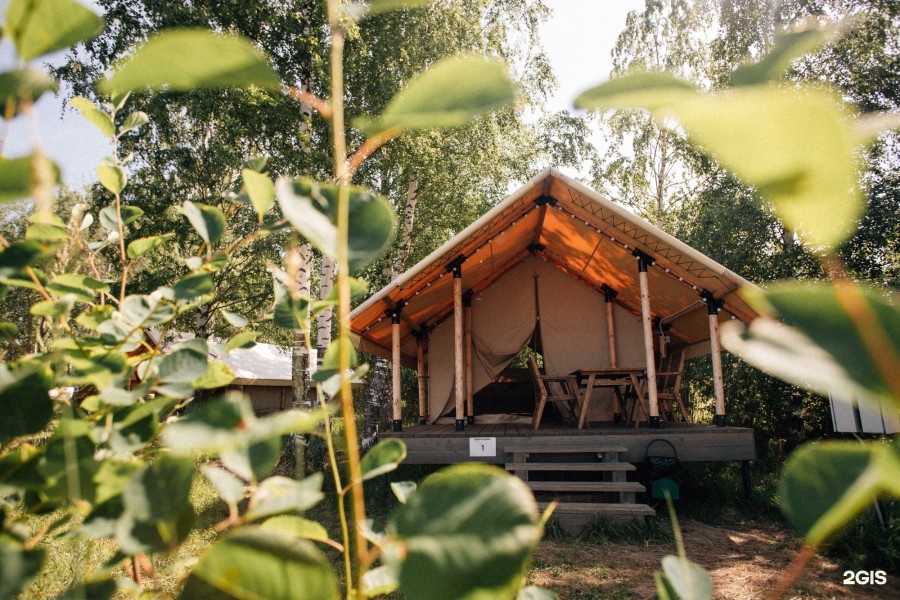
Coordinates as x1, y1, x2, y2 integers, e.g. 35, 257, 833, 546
5, 1, 645, 186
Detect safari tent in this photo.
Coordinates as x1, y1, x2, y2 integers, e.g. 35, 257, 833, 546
350, 168, 759, 429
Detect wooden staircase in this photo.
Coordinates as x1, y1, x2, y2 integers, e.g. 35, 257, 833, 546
505, 445, 655, 531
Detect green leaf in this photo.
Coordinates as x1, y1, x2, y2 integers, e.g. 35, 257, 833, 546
158, 338, 209, 383
0, 534, 46, 599
0, 321, 19, 340
0, 365, 53, 442
277, 177, 397, 273
97, 164, 127, 194
47, 273, 109, 302
356, 54, 515, 134
273, 288, 311, 330
574, 71, 698, 112
0, 155, 60, 203
93, 459, 142, 505
390, 481, 417, 504
5, 0, 104, 61
76, 304, 114, 329
119, 293, 175, 328
242, 168, 275, 221
177, 528, 339, 600
117, 454, 195, 554
183, 201, 226, 245
127, 233, 172, 259
119, 110, 149, 135
660, 555, 713, 600
101, 28, 281, 95
221, 436, 280, 483
721, 282, 900, 409
0, 69, 58, 117
193, 361, 236, 390
57, 577, 118, 600
203, 465, 245, 506
730, 28, 830, 87
221, 310, 248, 328
780, 442, 900, 546
171, 272, 214, 300
361, 438, 407, 481
99, 204, 143, 231
245, 473, 324, 521
225, 330, 257, 352
655, 572, 680, 600
261, 516, 339, 549
164, 393, 250, 452
24, 222, 67, 242
30, 296, 74, 317
367, 0, 431, 15
69, 97, 115, 138
386, 464, 541, 600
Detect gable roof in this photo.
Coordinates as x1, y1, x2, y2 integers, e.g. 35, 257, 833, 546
350, 168, 759, 367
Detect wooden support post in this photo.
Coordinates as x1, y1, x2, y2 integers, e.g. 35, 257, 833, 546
702, 291, 726, 427
634, 250, 660, 428
601, 284, 621, 422
464, 291, 474, 425
448, 257, 466, 432
416, 330, 428, 425
390, 303, 405, 432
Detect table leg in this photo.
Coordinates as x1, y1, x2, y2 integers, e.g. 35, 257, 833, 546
630, 374, 649, 427
578, 375, 595, 429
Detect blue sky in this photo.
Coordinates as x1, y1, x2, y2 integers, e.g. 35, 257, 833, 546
5, 1, 644, 186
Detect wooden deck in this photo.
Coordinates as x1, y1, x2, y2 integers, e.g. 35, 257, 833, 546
382, 422, 756, 465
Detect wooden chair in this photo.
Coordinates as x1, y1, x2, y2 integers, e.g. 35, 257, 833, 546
656, 351, 691, 423
527, 355, 582, 430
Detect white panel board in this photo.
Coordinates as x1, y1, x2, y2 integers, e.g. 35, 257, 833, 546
469, 437, 496, 457
829, 392, 859, 433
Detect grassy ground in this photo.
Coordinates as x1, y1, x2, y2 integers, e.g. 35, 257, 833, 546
15, 458, 900, 599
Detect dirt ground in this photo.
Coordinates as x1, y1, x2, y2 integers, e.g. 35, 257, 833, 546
528, 517, 899, 599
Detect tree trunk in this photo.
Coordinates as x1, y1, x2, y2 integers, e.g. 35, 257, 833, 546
361, 177, 420, 450
288, 243, 313, 475
316, 254, 335, 370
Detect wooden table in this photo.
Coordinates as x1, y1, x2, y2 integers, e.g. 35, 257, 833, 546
574, 368, 647, 429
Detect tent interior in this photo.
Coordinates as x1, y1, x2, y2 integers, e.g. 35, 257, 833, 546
350, 169, 760, 425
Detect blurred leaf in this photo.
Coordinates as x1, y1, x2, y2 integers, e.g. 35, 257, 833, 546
722, 282, 900, 408
117, 454, 195, 554
171, 272, 214, 300
76, 304, 114, 329
0, 534, 45, 599
660, 555, 713, 600
0, 240, 48, 277
0, 69, 58, 117
69, 97, 115, 138
575, 71, 697, 112
386, 464, 541, 600
99, 204, 143, 231
30, 296, 74, 317
119, 294, 175, 327
356, 54, 515, 134
47, 273, 109, 302
127, 233, 173, 259
5, 0, 104, 60
390, 481, 416, 504
655, 572, 680, 600
273, 288, 310, 330
119, 111, 149, 135
221, 310, 248, 328
0, 155, 60, 203
203, 465, 245, 506
158, 339, 208, 383
780, 442, 900, 546
245, 473, 324, 521
361, 438, 407, 481
362, 565, 399, 596
276, 178, 397, 273
57, 577, 118, 600
177, 528, 338, 600
183, 201, 226, 245
93, 459, 142, 505
0, 365, 53, 442
517, 586, 559, 600
221, 436, 280, 483
193, 361, 235, 390
101, 28, 280, 94
730, 28, 830, 87
225, 330, 257, 352
242, 168, 275, 221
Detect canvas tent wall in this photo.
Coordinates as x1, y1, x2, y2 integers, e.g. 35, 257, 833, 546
349, 168, 760, 424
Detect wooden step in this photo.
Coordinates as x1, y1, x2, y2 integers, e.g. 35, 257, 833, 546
505, 445, 628, 454
539, 502, 656, 517
526, 481, 645, 493
505, 462, 635, 472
